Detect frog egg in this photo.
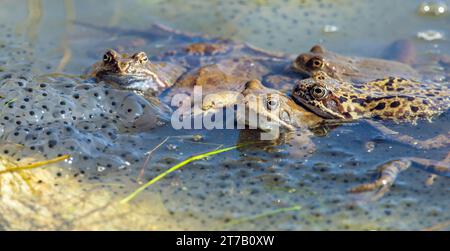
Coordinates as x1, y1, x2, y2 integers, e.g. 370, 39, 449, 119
0, 62, 170, 178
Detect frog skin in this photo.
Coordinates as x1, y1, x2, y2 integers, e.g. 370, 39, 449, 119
90, 49, 185, 96
292, 71, 449, 124
291, 71, 450, 199
163, 57, 273, 104
291, 44, 421, 83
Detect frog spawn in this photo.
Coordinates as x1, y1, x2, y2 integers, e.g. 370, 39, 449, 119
0, 70, 171, 176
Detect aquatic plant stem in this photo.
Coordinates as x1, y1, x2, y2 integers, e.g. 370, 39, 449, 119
120, 144, 244, 204
0, 154, 71, 175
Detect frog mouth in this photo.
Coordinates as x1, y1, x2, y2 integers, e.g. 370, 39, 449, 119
237, 105, 295, 132
292, 96, 342, 120
99, 74, 160, 93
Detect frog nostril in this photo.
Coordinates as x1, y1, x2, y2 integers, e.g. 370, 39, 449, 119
118, 62, 129, 71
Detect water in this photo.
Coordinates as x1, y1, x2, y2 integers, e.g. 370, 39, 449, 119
0, 0, 449, 230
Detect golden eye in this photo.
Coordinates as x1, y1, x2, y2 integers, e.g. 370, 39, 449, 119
103, 53, 111, 63
103, 50, 115, 63
310, 85, 328, 99
266, 97, 279, 111
133, 52, 148, 64
307, 56, 324, 70
139, 55, 148, 63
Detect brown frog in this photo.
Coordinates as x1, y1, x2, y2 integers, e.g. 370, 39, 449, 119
163, 57, 273, 104
292, 44, 421, 83
90, 23, 292, 103
201, 80, 337, 158
90, 49, 185, 96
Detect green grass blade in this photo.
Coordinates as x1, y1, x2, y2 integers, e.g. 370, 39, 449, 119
0, 154, 71, 175
4, 98, 17, 106
120, 144, 244, 204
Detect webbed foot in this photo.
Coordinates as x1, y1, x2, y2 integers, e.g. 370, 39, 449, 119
349, 159, 411, 200
349, 152, 450, 200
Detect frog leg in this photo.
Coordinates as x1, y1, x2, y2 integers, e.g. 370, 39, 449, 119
366, 120, 450, 150
349, 153, 450, 200
348, 159, 411, 195
426, 152, 450, 186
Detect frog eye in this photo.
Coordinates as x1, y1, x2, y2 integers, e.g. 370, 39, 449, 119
306, 56, 324, 70
310, 85, 328, 99
266, 97, 279, 111
103, 51, 115, 63
133, 52, 148, 64
103, 53, 112, 63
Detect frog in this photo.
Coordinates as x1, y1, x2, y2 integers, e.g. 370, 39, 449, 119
291, 71, 450, 198
200, 79, 344, 159
88, 23, 293, 104
90, 49, 186, 97
291, 43, 421, 83
162, 57, 272, 104
291, 71, 449, 124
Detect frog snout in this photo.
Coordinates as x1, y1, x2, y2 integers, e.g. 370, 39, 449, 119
118, 61, 130, 72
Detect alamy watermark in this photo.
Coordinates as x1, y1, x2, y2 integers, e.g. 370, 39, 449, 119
169, 86, 290, 140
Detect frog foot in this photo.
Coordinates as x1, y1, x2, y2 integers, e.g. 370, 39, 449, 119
349, 153, 450, 200
348, 159, 411, 198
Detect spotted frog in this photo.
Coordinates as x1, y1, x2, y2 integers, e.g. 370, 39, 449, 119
291, 71, 449, 123
291, 71, 450, 198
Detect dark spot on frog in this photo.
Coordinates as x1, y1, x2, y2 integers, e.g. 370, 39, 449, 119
351, 98, 366, 106
385, 78, 394, 86
410, 106, 419, 113
390, 101, 401, 108
407, 97, 415, 101
342, 112, 352, 119
339, 96, 347, 103
372, 102, 386, 110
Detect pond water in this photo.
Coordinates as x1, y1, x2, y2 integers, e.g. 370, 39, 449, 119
0, 0, 449, 230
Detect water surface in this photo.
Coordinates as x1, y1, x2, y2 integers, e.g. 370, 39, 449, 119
0, 0, 449, 230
